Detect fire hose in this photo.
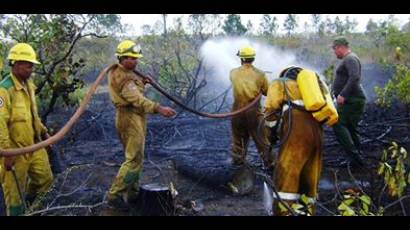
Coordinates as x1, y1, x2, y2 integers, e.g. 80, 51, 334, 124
133, 69, 261, 119
0, 65, 262, 157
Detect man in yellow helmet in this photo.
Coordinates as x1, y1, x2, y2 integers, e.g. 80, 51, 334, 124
106, 40, 176, 209
0, 43, 53, 216
264, 66, 323, 216
228, 45, 273, 194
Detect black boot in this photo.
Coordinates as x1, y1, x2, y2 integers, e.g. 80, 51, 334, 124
106, 194, 130, 211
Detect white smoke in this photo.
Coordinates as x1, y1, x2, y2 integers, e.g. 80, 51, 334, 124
199, 37, 312, 87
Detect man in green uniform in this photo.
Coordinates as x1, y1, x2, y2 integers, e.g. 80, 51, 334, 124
331, 37, 367, 167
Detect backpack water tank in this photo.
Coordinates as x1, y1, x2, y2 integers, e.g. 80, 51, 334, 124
312, 93, 339, 126
296, 69, 326, 112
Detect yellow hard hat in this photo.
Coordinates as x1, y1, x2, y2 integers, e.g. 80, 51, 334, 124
116, 40, 143, 59
7, 43, 40, 64
237, 45, 256, 58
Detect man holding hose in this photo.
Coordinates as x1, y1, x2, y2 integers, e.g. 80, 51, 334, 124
106, 40, 176, 209
228, 45, 274, 194
0, 43, 53, 216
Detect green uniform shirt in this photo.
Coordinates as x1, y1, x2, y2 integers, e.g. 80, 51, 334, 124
332, 52, 366, 100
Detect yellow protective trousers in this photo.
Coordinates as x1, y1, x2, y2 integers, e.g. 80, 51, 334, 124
108, 107, 146, 200
231, 106, 273, 168
273, 108, 323, 216
0, 149, 53, 216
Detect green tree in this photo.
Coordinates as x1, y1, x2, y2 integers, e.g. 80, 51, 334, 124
386, 26, 410, 51
283, 14, 298, 37
318, 21, 326, 37
259, 14, 278, 36
139, 25, 208, 110
0, 14, 121, 122
188, 14, 208, 40
325, 16, 334, 34
333, 16, 345, 35
366, 19, 378, 35
162, 14, 168, 37
246, 20, 254, 35
344, 16, 358, 33
188, 14, 222, 39
222, 14, 247, 36
311, 14, 322, 34
375, 64, 410, 109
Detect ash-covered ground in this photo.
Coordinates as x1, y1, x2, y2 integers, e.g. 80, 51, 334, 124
1, 64, 409, 216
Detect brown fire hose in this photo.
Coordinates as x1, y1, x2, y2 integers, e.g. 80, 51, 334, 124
0, 65, 115, 157
133, 69, 262, 119
0, 65, 261, 157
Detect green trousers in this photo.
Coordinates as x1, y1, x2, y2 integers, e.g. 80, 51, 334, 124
332, 97, 366, 155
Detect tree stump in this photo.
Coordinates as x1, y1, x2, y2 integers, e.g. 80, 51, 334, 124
134, 183, 174, 216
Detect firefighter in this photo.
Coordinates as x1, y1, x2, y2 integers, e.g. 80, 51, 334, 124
0, 43, 53, 216
264, 66, 323, 216
228, 45, 273, 194
106, 40, 176, 209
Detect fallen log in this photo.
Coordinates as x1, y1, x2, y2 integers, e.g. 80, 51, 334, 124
173, 152, 256, 194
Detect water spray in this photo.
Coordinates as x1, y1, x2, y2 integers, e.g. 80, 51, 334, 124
0, 65, 262, 157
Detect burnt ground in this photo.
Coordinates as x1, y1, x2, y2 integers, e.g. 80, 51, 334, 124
1, 85, 410, 216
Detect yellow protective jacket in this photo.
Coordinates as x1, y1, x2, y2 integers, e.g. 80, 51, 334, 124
230, 64, 269, 109
0, 73, 47, 150
264, 78, 303, 121
108, 64, 159, 114
264, 78, 323, 212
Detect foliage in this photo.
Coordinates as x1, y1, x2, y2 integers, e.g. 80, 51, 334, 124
375, 64, 410, 108
259, 15, 278, 36
377, 142, 409, 197
283, 14, 298, 37
0, 14, 121, 122
322, 64, 335, 86
222, 14, 247, 36
188, 14, 222, 39
334, 143, 409, 216
138, 22, 207, 109
337, 189, 382, 216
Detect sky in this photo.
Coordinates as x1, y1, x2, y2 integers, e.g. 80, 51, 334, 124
120, 14, 410, 36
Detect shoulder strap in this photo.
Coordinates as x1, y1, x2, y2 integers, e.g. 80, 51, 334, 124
0, 74, 13, 90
